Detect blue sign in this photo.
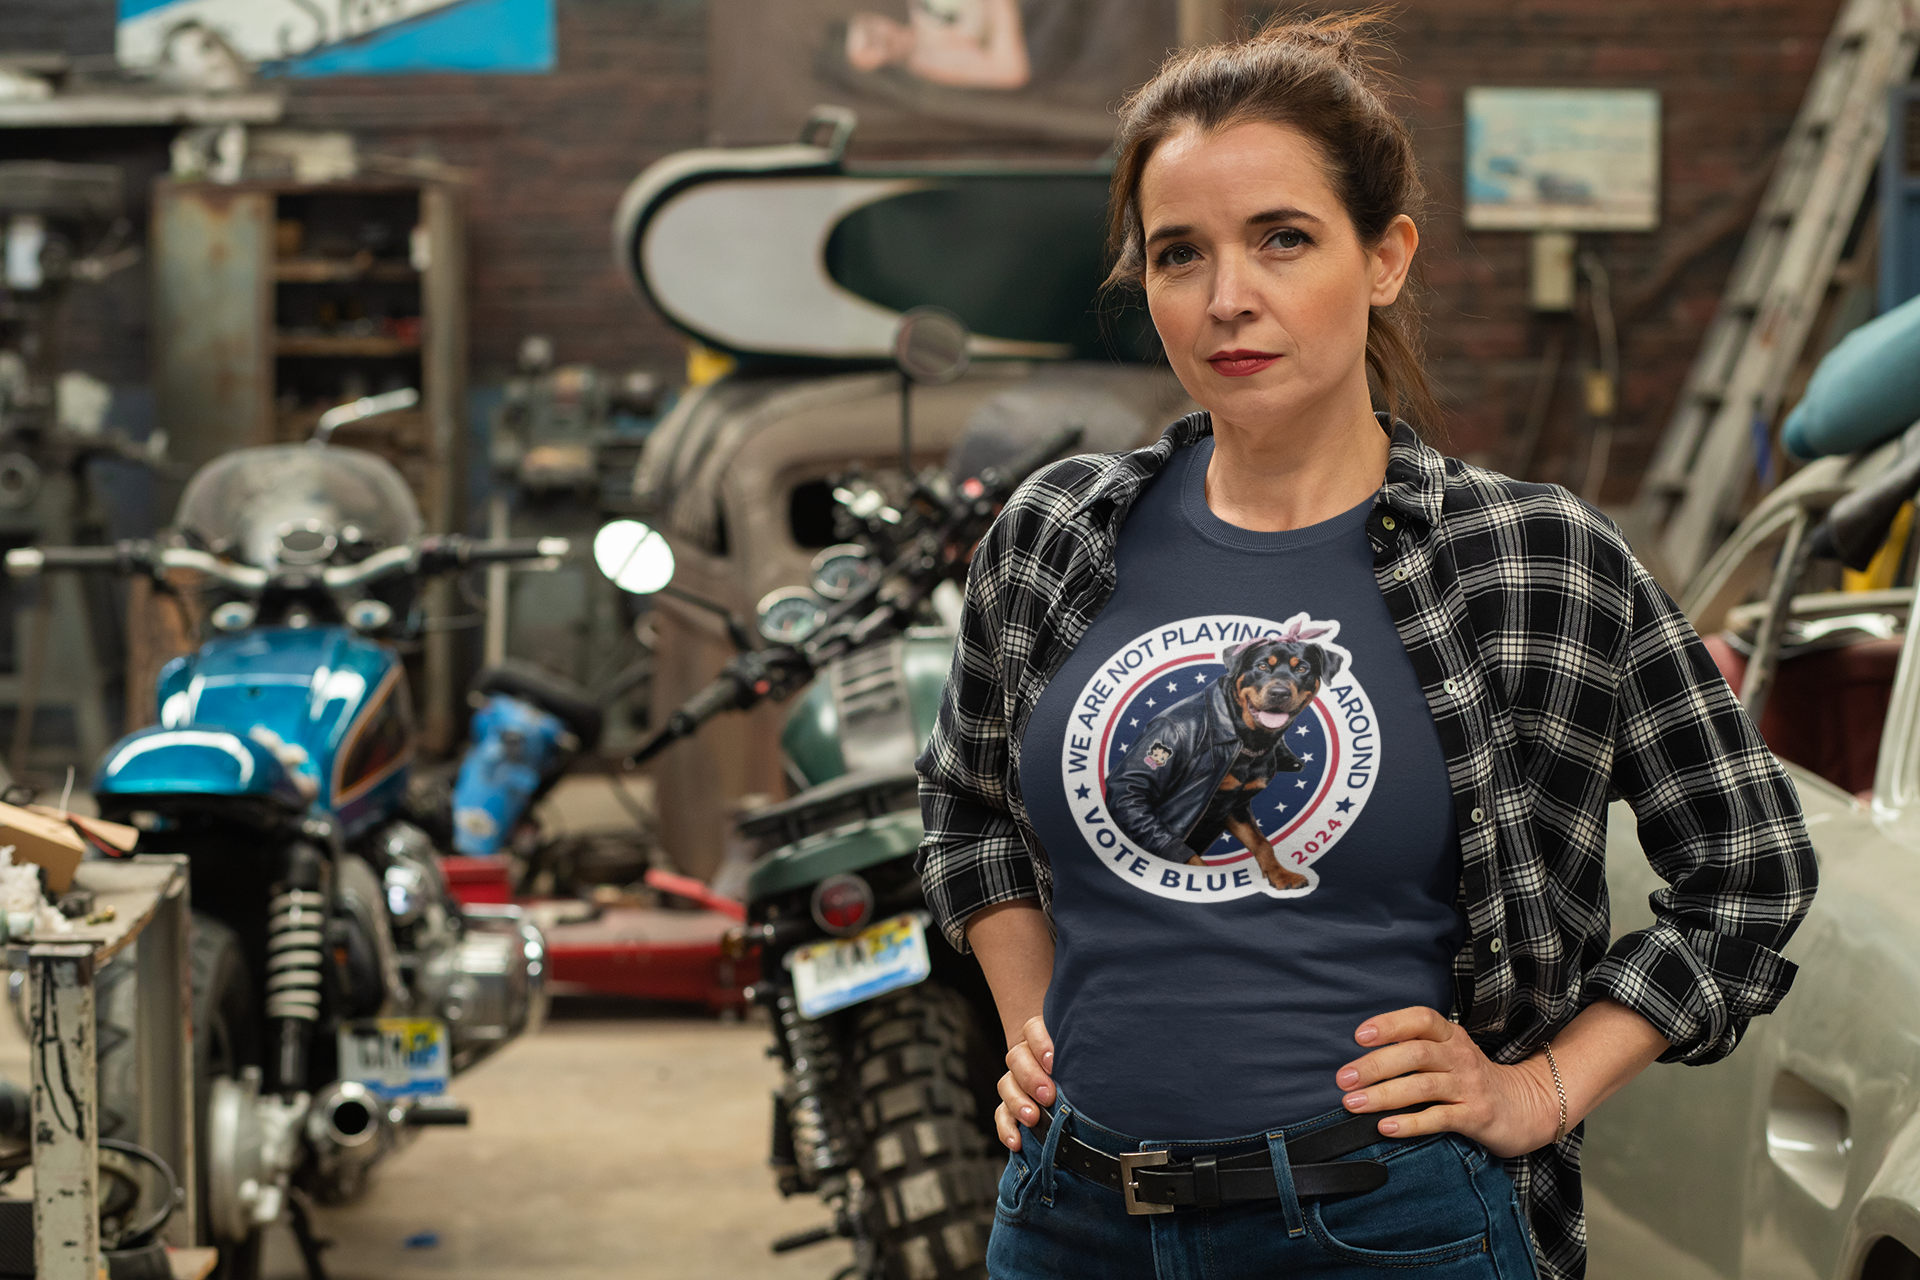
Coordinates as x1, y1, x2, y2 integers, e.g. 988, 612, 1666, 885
117, 0, 555, 77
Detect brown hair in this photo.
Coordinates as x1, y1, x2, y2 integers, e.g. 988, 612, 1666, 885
1105, 10, 1440, 432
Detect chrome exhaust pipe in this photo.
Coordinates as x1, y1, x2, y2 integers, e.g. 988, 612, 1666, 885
306, 1081, 394, 1202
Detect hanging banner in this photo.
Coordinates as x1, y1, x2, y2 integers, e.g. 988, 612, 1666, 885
709, 0, 1178, 145
116, 0, 556, 77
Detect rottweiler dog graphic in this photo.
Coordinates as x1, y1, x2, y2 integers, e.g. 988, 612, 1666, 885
1108, 620, 1346, 892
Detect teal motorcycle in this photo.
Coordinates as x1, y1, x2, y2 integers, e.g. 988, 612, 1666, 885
609, 415, 1079, 1280
8, 426, 559, 1280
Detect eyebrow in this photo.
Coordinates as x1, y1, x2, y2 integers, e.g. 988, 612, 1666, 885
1144, 207, 1326, 246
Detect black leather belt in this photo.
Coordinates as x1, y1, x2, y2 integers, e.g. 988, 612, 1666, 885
1031, 1106, 1420, 1216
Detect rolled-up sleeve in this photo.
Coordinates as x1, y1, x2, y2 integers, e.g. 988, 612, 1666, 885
1585, 558, 1817, 1064
915, 518, 1042, 954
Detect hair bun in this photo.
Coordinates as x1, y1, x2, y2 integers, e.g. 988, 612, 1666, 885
1261, 9, 1386, 78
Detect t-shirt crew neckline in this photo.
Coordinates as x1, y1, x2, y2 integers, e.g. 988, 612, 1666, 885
1180, 436, 1377, 554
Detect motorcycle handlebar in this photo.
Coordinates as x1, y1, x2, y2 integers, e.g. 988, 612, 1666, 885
6, 536, 570, 591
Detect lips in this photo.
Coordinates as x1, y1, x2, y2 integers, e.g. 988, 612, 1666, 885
1254, 709, 1291, 730
1208, 349, 1281, 378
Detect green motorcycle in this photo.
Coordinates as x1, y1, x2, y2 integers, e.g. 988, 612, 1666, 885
605, 346, 1078, 1277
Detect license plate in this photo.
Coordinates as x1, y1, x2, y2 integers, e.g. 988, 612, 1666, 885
789, 912, 932, 1019
338, 1017, 450, 1097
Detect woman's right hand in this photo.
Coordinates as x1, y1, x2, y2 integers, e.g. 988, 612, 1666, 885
994, 1015, 1055, 1151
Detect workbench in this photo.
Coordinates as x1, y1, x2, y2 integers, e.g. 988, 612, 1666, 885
7, 856, 196, 1280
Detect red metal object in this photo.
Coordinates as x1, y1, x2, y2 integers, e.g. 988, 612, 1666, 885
437, 857, 755, 1013
540, 907, 757, 1013
642, 866, 745, 920
440, 855, 513, 905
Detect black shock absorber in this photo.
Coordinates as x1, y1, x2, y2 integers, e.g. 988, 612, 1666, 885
774, 990, 858, 1184
266, 843, 326, 1094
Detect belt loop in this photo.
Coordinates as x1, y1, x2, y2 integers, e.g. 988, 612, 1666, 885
1190, 1153, 1220, 1209
1266, 1130, 1306, 1238
1037, 1099, 1070, 1206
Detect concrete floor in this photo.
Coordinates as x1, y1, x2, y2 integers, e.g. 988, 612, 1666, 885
261, 998, 856, 1280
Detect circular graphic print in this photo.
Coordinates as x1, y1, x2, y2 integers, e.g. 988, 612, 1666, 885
1056, 613, 1379, 903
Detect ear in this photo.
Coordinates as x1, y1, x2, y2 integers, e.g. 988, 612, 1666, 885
1316, 646, 1345, 680
1369, 214, 1418, 308
1222, 641, 1256, 668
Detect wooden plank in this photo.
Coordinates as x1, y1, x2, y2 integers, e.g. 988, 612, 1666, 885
274, 258, 418, 283
168, 1247, 219, 1280
274, 334, 420, 357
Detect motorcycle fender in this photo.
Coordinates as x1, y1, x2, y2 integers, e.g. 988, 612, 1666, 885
746, 808, 921, 903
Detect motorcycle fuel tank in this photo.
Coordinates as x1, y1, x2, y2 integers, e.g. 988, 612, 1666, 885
97, 625, 413, 834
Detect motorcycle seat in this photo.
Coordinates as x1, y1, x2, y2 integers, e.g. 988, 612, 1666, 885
734, 768, 921, 844
471, 660, 603, 751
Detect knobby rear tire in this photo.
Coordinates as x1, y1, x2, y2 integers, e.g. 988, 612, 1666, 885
852, 982, 998, 1280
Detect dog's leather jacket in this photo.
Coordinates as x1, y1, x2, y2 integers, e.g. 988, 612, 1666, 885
1108, 680, 1300, 860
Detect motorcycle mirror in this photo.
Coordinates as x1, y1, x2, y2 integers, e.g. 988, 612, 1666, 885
892, 308, 971, 484
311, 387, 420, 447
893, 307, 970, 386
593, 519, 676, 594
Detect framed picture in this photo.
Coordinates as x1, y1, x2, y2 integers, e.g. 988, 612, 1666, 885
1465, 87, 1661, 232
708, 0, 1178, 146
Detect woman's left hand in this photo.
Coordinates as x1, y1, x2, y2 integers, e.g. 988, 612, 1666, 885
1335, 1006, 1561, 1159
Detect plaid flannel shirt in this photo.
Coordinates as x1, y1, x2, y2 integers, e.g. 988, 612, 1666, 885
914, 412, 1816, 1280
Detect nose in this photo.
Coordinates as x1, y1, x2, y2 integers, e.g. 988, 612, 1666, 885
1207, 246, 1259, 323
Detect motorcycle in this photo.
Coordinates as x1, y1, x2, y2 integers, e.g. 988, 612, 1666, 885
6, 427, 559, 1280
610, 311, 1083, 1280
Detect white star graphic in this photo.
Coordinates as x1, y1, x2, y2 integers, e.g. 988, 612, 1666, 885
1301, 753, 1314, 763
1195, 673, 1208, 685
1129, 718, 1138, 727
1166, 681, 1178, 693
1295, 724, 1311, 737
1146, 698, 1157, 707
1274, 803, 1287, 814
1296, 779, 1309, 789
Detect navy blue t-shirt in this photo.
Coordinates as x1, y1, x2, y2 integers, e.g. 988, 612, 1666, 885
1019, 438, 1466, 1137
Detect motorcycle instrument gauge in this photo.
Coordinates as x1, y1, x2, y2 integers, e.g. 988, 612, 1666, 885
808, 545, 881, 601
756, 587, 827, 644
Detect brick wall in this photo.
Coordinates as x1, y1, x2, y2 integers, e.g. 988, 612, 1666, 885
2, 0, 1853, 498
281, 0, 708, 381
1375, 0, 1845, 497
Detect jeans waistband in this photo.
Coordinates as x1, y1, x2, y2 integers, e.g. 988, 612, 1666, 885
1050, 1094, 1375, 1159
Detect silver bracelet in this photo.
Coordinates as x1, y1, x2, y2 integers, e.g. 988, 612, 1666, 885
1543, 1042, 1569, 1143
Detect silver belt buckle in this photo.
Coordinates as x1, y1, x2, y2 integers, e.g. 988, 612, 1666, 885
1119, 1150, 1172, 1216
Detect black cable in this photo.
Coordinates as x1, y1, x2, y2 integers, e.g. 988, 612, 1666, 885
0, 1138, 181, 1246
98, 1138, 182, 1247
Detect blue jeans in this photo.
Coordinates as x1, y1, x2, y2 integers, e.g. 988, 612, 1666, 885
988, 1096, 1540, 1279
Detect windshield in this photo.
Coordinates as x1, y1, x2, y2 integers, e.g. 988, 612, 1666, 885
176, 445, 423, 568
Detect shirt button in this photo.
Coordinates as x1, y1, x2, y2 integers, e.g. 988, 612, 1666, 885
1489, 938, 1503, 954
1470, 806, 1485, 823
1443, 678, 1459, 695
1381, 515, 1396, 531
1392, 566, 1409, 582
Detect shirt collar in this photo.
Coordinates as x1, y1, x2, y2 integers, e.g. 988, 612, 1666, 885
1076, 410, 1445, 530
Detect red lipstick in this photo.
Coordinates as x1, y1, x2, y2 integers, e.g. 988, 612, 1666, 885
1207, 349, 1281, 377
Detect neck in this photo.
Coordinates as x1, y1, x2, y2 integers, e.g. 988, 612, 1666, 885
1202, 380, 1390, 533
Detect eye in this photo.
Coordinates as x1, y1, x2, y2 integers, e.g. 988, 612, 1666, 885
1155, 243, 1200, 268
1265, 227, 1312, 252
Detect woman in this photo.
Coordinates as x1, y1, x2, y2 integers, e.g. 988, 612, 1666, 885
914, 13, 1816, 1280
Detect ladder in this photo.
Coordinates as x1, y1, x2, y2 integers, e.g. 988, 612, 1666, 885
1636, 0, 1919, 586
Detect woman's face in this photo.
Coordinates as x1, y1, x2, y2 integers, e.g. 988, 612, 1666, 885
1137, 120, 1414, 433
